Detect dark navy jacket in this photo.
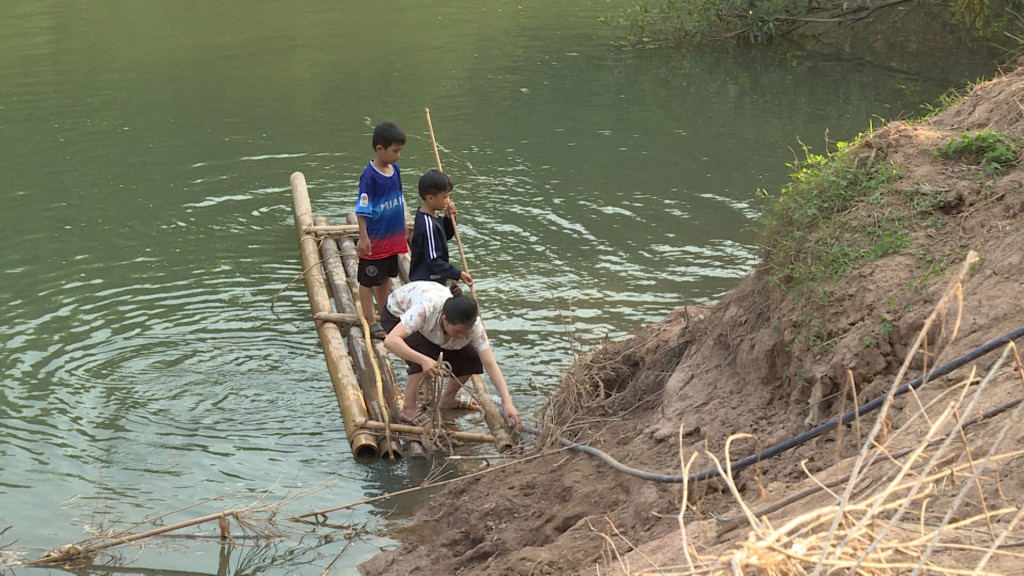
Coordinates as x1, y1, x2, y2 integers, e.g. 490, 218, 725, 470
409, 211, 461, 283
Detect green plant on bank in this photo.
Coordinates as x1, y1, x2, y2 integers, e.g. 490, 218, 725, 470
607, 0, 812, 44
607, 0, 1024, 47
792, 316, 832, 354
878, 317, 893, 337
601, 0, 693, 46
937, 130, 1021, 175
904, 248, 950, 294
758, 135, 902, 296
920, 83, 974, 120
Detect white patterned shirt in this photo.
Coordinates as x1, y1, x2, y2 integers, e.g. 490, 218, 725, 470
386, 281, 490, 351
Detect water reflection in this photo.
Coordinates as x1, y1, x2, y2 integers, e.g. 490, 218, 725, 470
0, 0, 1002, 573
67, 534, 358, 576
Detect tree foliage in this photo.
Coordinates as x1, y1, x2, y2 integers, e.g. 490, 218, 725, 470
608, 0, 1024, 48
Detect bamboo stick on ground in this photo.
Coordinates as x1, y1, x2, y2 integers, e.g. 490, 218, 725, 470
27, 509, 257, 567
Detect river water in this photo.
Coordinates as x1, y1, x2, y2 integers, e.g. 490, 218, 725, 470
0, 1, 999, 573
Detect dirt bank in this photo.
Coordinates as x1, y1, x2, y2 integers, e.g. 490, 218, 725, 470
361, 67, 1024, 576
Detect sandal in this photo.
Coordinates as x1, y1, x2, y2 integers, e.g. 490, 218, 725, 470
397, 413, 432, 427
369, 322, 386, 340
440, 394, 481, 411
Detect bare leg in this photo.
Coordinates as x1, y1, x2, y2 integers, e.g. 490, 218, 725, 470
399, 372, 425, 422
373, 283, 390, 320
438, 375, 480, 410
359, 284, 376, 327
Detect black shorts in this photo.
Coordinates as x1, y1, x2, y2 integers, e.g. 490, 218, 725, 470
381, 308, 483, 377
358, 255, 399, 287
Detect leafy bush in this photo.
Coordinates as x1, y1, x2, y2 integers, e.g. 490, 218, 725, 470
936, 130, 1020, 174
759, 137, 903, 293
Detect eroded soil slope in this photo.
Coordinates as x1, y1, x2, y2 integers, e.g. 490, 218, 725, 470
361, 67, 1024, 576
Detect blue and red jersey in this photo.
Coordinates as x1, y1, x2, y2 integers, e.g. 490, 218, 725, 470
354, 162, 409, 260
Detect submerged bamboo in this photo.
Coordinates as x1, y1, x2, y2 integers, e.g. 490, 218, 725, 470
290, 171, 377, 458
470, 375, 514, 452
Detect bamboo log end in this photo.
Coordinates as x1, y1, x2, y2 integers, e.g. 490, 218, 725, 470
351, 431, 379, 459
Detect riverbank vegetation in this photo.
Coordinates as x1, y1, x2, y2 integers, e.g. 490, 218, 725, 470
607, 0, 1024, 58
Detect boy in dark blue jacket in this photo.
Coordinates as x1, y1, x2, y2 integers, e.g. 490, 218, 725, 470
409, 169, 473, 287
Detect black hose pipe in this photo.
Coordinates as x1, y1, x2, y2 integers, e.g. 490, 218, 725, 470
523, 325, 1024, 484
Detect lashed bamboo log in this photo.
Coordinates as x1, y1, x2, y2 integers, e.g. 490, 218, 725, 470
468, 377, 514, 452
313, 312, 361, 327
318, 223, 401, 460
403, 436, 428, 459
305, 222, 413, 238
338, 229, 409, 457
290, 171, 377, 458
357, 420, 496, 444
335, 234, 401, 415
318, 223, 381, 413
306, 223, 360, 237
397, 251, 411, 285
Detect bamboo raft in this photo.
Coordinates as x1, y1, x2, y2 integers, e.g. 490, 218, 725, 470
289, 171, 514, 460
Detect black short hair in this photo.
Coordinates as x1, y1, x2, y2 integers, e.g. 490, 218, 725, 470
418, 169, 454, 200
372, 122, 406, 150
442, 294, 478, 326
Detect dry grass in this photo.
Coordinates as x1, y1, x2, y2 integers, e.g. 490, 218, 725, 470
541, 306, 706, 447
628, 353, 1024, 575
598, 252, 1024, 576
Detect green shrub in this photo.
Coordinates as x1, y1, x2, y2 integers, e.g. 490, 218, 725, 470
937, 130, 1020, 173
759, 136, 903, 293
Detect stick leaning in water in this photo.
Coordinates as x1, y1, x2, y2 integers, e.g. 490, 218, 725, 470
424, 107, 475, 301
423, 108, 516, 444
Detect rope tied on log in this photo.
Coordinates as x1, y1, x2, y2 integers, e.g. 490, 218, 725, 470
416, 353, 484, 455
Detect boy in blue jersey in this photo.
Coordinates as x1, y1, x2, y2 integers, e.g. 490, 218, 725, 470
355, 121, 408, 339
409, 169, 473, 287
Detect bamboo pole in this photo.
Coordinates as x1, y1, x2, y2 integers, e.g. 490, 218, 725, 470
335, 226, 407, 455
306, 223, 361, 237
306, 222, 414, 238
28, 509, 251, 566
318, 223, 400, 460
341, 215, 401, 416
424, 107, 475, 300
313, 312, 362, 327
357, 420, 496, 444
424, 108, 515, 453
290, 171, 377, 458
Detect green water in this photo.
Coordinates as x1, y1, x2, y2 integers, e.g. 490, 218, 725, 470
0, 1, 999, 573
